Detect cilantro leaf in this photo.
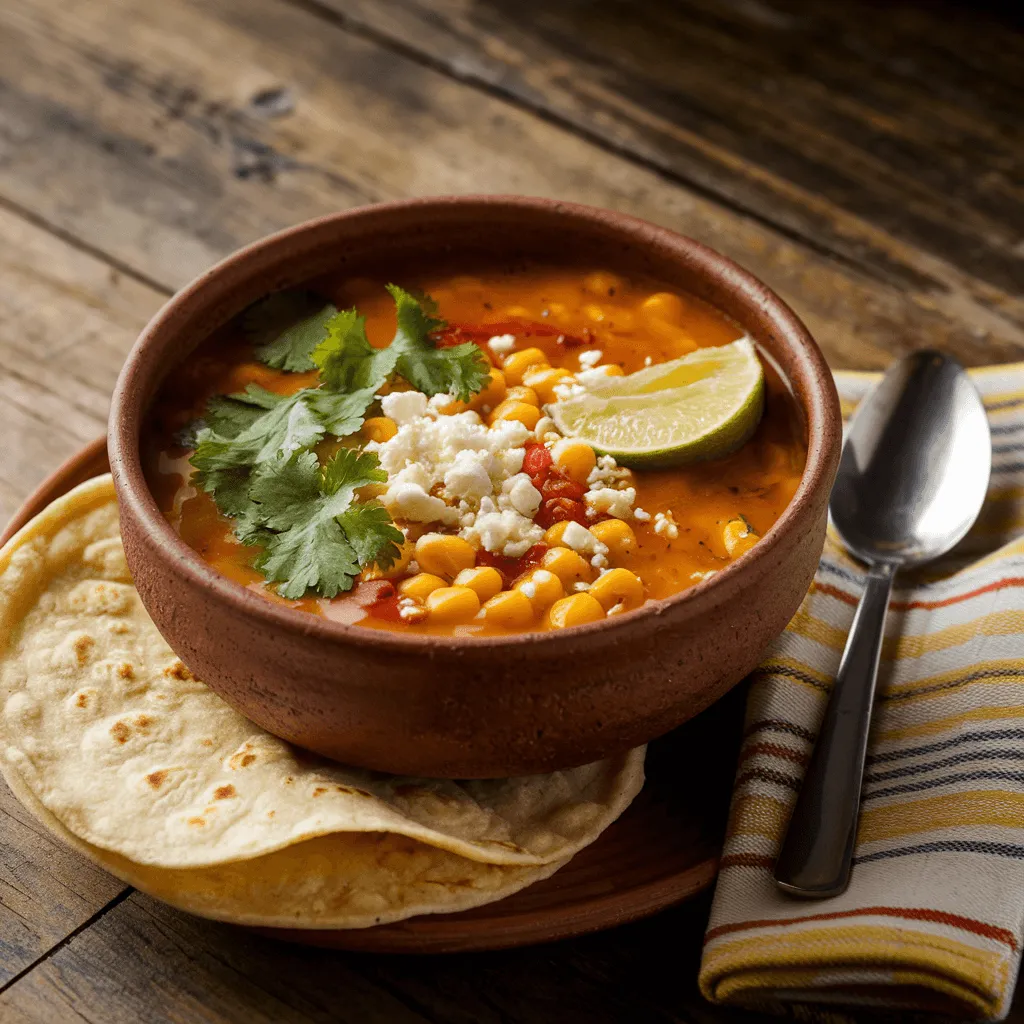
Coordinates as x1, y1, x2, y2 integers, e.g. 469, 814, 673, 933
190, 387, 375, 528
243, 291, 338, 372
247, 448, 395, 599
386, 284, 489, 401
336, 503, 404, 570
312, 310, 399, 393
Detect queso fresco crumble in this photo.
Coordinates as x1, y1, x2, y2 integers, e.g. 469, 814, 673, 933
145, 267, 806, 636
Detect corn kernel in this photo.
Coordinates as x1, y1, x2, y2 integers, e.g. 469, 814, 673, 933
552, 439, 597, 485
583, 271, 623, 297
414, 534, 476, 579
453, 566, 503, 602
544, 522, 573, 547
514, 568, 564, 611
540, 547, 592, 586
433, 396, 468, 416
547, 593, 606, 629
361, 538, 415, 581
588, 568, 644, 612
468, 367, 507, 414
361, 416, 398, 443
398, 573, 447, 602
503, 348, 549, 385
583, 303, 607, 324
481, 589, 535, 628
505, 385, 540, 407
723, 518, 759, 558
640, 292, 688, 325
591, 363, 624, 377
488, 401, 541, 430
425, 586, 481, 624
523, 366, 575, 404
606, 310, 636, 333
589, 519, 636, 560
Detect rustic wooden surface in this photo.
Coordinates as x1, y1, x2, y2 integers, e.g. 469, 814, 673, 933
0, 0, 1021, 1019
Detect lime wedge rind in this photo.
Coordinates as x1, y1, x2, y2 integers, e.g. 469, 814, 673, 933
551, 338, 765, 468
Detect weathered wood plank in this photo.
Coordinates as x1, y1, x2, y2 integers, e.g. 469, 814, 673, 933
0, 892, 436, 1024
0, 205, 165, 525
0, 782, 126, 989
0, 0, 1020, 375
318, 0, 1024, 309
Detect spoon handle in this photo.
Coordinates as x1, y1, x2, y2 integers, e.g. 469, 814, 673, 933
774, 562, 895, 898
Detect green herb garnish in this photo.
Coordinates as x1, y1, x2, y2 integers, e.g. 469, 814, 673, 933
189, 285, 486, 599
243, 291, 339, 372
249, 449, 403, 599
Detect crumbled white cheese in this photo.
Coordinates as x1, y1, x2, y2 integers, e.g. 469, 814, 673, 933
560, 521, 602, 555
578, 349, 603, 369
553, 381, 586, 401
653, 511, 680, 539
386, 482, 455, 524
443, 451, 494, 503
461, 504, 544, 558
398, 597, 427, 622
572, 581, 591, 592
381, 390, 429, 425
690, 570, 717, 582
505, 473, 542, 517
586, 454, 633, 490
520, 581, 538, 599
428, 393, 457, 412
591, 552, 609, 569
644, 356, 653, 367
585, 486, 637, 521
487, 334, 516, 355
633, 507, 651, 522
576, 367, 617, 387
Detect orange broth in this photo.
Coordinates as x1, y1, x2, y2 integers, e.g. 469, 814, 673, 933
144, 267, 806, 636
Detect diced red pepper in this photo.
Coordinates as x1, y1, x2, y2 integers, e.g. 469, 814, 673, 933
535, 498, 587, 529
477, 543, 548, 586
522, 442, 553, 480
540, 474, 587, 502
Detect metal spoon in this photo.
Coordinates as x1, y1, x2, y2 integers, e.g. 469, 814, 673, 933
774, 350, 991, 898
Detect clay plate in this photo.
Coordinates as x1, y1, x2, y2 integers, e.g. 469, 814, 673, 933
1, 438, 739, 952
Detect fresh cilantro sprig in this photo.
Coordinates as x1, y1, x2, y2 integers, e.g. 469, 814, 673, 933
248, 449, 403, 599
243, 292, 338, 372
188, 284, 488, 599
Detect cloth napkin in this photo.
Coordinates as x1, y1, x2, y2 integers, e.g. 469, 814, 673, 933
699, 365, 1024, 1020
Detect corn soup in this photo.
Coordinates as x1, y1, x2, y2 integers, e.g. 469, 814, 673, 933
144, 268, 806, 636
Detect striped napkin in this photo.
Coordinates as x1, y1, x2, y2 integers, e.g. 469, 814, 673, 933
699, 365, 1024, 1020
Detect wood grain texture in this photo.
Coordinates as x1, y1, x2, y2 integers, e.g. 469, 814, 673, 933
0, 205, 165, 525
0, 0, 1020, 376
0, 782, 126, 989
318, 0, 1024, 318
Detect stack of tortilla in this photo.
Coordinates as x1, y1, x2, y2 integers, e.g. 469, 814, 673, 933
0, 477, 644, 929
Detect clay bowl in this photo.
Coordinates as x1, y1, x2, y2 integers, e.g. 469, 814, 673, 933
109, 196, 840, 778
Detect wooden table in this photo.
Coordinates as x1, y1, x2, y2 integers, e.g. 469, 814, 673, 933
0, 1, 1021, 1019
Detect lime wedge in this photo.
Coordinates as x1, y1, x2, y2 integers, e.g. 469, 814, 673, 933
551, 338, 765, 467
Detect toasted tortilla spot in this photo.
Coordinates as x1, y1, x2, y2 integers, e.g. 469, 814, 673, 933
135, 715, 153, 730
73, 635, 95, 663
163, 661, 193, 681
74, 692, 90, 709
313, 786, 328, 797
117, 663, 134, 680
188, 817, 206, 827
214, 785, 236, 800
146, 770, 168, 789
110, 720, 130, 744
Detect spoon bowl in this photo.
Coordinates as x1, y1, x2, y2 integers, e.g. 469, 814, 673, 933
832, 351, 992, 567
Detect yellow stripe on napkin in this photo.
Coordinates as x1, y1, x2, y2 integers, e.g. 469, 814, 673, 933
699, 365, 1024, 1021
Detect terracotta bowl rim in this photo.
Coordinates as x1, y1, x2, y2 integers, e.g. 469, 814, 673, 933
108, 194, 840, 652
